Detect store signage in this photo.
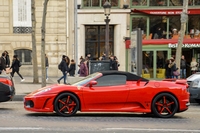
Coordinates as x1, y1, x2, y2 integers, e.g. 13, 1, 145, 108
168, 43, 200, 48
132, 9, 200, 15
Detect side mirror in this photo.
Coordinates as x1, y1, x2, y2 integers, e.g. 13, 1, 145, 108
89, 81, 97, 86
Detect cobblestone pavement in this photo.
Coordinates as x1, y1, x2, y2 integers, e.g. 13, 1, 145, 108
0, 102, 200, 133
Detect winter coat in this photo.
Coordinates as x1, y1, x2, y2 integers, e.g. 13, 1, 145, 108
109, 59, 118, 70
10, 59, 21, 72
165, 63, 171, 78
0, 56, 6, 71
60, 59, 69, 73
45, 57, 49, 67
168, 62, 177, 76
79, 62, 88, 77
180, 59, 187, 69
5, 55, 10, 67
69, 62, 76, 76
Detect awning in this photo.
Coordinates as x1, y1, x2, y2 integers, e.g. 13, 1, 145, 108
132, 9, 200, 15
142, 39, 200, 45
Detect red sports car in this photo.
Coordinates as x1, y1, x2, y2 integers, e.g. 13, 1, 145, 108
24, 71, 190, 118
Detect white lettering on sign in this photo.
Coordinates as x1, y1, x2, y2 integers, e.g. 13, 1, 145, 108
168, 43, 200, 48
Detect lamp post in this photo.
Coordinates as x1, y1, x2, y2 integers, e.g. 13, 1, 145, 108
103, 0, 111, 60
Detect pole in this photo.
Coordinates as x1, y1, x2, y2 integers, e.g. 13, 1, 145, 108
74, 0, 78, 75
105, 16, 110, 59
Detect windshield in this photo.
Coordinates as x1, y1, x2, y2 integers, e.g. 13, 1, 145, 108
71, 72, 101, 86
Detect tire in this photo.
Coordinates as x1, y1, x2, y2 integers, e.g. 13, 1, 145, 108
54, 93, 79, 117
194, 99, 200, 104
152, 93, 178, 118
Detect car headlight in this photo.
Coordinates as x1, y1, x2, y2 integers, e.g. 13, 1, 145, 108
35, 88, 52, 95
191, 80, 200, 88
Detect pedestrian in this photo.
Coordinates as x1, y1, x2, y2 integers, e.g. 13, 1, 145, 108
190, 57, 198, 74
180, 55, 187, 79
79, 59, 88, 77
69, 59, 76, 76
4, 51, 10, 68
109, 55, 118, 70
168, 57, 178, 79
45, 54, 49, 81
10, 55, 25, 82
164, 59, 171, 79
0, 52, 6, 74
57, 55, 69, 84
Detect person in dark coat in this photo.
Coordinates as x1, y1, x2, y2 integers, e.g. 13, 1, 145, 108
69, 59, 76, 76
10, 55, 25, 82
57, 55, 69, 84
109, 55, 118, 70
164, 59, 171, 78
4, 51, 10, 68
79, 59, 88, 77
0, 52, 6, 73
45, 54, 49, 80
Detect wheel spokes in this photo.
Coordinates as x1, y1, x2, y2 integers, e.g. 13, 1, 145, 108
58, 97, 76, 114
156, 96, 175, 115
165, 107, 172, 114
156, 102, 163, 107
167, 101, 174, 106
66, 96, 70, 103
163, 96, 166, 104
58, 99, 65, 105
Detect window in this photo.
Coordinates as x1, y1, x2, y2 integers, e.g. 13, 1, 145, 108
94, 75, 127, 86
85, 25, 114, 59
132, 17, 147, 35
132, 0, 147, 6
14, 49, 32, 65
83, 0, 119, 7
13, 0, 32, 34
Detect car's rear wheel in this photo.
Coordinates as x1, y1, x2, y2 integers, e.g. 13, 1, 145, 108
54, 93, 79, 117
152, 93, 178, 118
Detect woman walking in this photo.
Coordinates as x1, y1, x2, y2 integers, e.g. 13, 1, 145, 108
10, 55, 25, 82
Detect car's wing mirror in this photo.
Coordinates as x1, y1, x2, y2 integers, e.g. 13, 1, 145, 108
89, 81, 97, 87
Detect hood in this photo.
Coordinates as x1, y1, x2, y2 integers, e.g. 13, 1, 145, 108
187, 73, 200, 81
26, 84, 78, 96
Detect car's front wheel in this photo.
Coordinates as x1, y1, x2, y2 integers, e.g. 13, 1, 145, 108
54, 93, 79, 117
152, 93, 178, 118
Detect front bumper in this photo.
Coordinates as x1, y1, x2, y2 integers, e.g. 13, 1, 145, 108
24, 94, 57, 112
189, 87, 200, 99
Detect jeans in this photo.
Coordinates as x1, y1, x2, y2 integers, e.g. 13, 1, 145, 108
180, 69, 186, 79
58, 71, 67, 84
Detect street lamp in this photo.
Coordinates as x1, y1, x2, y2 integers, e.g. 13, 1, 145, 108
103, 0, 111, 59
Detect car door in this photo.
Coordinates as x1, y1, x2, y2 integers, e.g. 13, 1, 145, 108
82, 74, 129, 111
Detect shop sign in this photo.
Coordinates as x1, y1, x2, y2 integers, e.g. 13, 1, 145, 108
168, 43, 200, 48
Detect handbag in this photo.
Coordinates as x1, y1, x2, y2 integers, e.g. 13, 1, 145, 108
173, 70, 180, 76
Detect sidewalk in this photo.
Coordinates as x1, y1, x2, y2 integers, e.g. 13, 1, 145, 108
12, 76, 82, 101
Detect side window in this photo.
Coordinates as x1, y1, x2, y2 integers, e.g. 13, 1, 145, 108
94, 75, 126, 86
14, 49, 32, 65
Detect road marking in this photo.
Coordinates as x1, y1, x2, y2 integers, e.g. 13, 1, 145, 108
0, 127, 43, 130
102, 128, 200, 132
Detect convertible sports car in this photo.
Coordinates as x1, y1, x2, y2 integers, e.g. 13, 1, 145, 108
24, 71, 189, 118
0, 75, 15, 102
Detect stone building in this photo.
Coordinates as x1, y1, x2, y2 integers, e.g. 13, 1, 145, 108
0, 0, 130, 77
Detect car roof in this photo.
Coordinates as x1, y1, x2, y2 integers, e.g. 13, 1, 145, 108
99, 71, 149, 81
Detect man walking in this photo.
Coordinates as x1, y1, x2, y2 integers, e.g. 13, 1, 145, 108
57, 55, 69, 84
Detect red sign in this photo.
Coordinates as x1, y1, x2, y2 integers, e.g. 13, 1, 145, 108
132, 9, 200, 15
142, 39, 200, 45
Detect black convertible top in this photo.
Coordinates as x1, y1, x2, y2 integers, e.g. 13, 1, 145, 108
99, 71, 149, 81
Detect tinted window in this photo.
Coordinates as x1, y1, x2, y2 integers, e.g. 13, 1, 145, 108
94, 75, 126, 86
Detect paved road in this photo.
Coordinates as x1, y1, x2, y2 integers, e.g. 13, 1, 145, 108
0, 101, 200, 133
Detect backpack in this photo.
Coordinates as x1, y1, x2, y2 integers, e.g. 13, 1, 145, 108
58, 61, 62, 70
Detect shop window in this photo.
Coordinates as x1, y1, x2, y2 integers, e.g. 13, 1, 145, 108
132, 17, 147, 38
188, 15, 200, 39
14, 49, 32, 65
132, 0, 147, 6
13, 0, 32, 34
149, 0, 167, 6
83, 0, 119, 7
142, 51, 154, 78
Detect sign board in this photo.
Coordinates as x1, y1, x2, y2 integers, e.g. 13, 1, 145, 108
168, 43, 200, 48
89, 60, 110, 74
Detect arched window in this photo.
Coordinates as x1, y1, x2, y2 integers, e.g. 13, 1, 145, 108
14, 49, 32, 65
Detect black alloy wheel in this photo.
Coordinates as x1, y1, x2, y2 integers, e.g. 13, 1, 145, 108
152, 93, 178, 118
54, 93, 79, 117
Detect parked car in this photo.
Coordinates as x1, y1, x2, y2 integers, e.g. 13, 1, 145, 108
24, 71, 189, 118
187, 72, 200, 86
188, 77, 200, 104
0, 75, 15, 102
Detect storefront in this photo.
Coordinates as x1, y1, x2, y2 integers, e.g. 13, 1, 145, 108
141, 39, 200, 79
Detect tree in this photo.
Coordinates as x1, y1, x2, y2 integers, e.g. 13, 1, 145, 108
175, 0, 188, 75
31, 0, 39, 83
41, 0, 49, 87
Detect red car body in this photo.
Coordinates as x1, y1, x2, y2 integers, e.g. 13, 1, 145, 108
24, 71, 189, 118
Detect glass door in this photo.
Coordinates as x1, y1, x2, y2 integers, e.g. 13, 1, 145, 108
142, 51, 154, 78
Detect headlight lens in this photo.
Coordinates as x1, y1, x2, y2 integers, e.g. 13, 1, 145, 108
191, 80, 200, 88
